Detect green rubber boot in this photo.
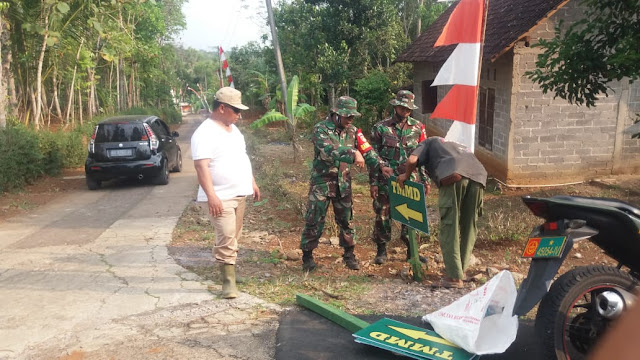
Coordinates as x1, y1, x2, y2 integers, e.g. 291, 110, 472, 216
220, 264, 238, 299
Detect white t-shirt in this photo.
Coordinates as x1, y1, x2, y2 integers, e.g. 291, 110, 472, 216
191, 119, 254, 201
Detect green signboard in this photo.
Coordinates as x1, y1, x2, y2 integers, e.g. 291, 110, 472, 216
388, 176, 429, 235
353, 318, 477, 360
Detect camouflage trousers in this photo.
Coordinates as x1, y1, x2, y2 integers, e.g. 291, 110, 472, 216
372, 184, 410, 246
300, 185, 355, 251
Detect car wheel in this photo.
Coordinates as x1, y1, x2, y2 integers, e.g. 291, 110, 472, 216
172, 149, 183, 172
153, 159, 170, 185
86, 177, 101, 190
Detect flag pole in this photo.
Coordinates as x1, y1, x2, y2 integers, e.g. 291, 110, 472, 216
472, 0, 490, 152
218, 46, 224, 88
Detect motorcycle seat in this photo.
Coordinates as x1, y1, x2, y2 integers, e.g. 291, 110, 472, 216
554, 196, 640, 219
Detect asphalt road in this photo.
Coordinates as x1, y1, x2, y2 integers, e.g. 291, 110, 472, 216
276, 309, 543, 360
0, 115, 279, 360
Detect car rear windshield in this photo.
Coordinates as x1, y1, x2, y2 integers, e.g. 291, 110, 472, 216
95, 123, 146, 142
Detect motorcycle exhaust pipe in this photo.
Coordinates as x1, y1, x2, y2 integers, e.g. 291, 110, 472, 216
596, 289, 636, 319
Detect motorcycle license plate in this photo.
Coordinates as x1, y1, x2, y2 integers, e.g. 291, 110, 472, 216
522, 236, 567, 258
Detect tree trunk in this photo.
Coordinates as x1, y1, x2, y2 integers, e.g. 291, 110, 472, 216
52, 66, 62, 120
65, 38, 84, 123
416, 0, 424, 39
29, 89, 37, 126
128, 60, 134, 108
0, 12, 6, 128
7, 50, 17, 116
78, 86, 83, 126
117, 59, 121, 111
40, 83, 48, 126
34, 6, 52, 130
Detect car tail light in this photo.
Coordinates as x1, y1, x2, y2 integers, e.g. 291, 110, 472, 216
88, 125, 98, 153
143, 123, 159, 151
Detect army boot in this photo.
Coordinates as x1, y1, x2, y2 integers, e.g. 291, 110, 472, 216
343, 246, 360, 270
302, 250, 317, 272
374, 243, 387, 264
220, 264, 238, 299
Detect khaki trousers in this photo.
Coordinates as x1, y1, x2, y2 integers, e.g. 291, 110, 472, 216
438, 178, 484, 280
199, 196, 247, 265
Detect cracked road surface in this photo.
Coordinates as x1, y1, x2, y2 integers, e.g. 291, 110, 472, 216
0, 116, 280, 360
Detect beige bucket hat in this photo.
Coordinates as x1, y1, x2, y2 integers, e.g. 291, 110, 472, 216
215, 87, 249, 110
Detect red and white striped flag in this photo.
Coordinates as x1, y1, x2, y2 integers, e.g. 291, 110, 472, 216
219, 46, 235, 89
430, 0, 486, 151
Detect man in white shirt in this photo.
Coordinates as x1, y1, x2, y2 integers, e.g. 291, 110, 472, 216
191, 87, 260, 299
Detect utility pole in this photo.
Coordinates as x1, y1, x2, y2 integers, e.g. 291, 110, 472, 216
265, 0, 291, 123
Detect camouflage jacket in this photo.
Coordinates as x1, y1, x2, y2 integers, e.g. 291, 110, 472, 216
369, 115, 428, 186
310, 117, 387, 197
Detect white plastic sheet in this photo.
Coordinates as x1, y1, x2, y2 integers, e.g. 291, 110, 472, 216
423, 270, 519, 354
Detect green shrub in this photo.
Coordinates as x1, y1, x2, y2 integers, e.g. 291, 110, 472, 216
160, 107, 182, 124
37, 131, 64, 176
59, 130, 86, 167
0, 125, 44, 192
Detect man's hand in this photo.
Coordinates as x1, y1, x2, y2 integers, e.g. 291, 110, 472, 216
252, 178, 261, 201
425, 182, 431, 195
354, 150, 365, 168
253, 185, 261, 201
208, 194, 224, 217
397, 173, 409, 188
370, 185, 378, 199
381, 166, 393, 178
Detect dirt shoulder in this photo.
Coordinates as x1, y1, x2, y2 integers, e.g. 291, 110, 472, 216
3, 126, 639, 318
168, 125, 640, 317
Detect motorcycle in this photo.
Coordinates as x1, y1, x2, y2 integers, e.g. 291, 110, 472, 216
512, 195, 640, 360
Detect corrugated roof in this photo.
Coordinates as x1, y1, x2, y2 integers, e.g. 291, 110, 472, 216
396, 0, 570, 63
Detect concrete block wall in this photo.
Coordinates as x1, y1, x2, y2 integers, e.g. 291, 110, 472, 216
509, 0, 639, 182
623, 82, 640, 161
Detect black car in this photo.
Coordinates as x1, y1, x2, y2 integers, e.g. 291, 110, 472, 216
85, 115, 182, 190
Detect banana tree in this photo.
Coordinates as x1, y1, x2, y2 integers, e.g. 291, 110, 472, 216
250, 75, 315, 162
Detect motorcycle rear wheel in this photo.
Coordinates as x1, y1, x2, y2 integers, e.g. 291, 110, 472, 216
536, 265, 637, 360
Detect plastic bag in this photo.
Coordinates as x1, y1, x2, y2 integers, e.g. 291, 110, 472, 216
422, 270, 519, 355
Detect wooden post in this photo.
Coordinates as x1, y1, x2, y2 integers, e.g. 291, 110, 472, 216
296, 293, 370, 333
407, 230, 426, 281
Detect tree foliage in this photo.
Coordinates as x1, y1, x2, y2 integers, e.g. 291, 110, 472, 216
526, 0, 640, 107
1, 0, 187, 128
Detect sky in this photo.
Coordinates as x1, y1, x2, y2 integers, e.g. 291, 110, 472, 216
176, 0, 272, 52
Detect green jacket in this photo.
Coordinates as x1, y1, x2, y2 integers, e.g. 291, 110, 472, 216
310, 117, 386, 197
369, 115, 428, 186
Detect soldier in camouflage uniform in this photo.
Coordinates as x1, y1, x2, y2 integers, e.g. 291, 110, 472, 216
369, 90, 429, 264
301, 96, 392, 271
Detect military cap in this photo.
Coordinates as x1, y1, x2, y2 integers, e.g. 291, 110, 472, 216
331, 96, 361, 117
389, 90, 418, 110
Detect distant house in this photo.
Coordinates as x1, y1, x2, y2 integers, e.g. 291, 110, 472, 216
397, 0, 640, 185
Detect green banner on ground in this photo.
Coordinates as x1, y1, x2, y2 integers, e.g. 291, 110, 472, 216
388, 176, 429, 234
353, 318, 477, 360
